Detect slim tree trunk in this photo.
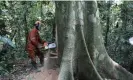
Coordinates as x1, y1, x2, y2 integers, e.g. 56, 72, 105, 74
23, 1, 29, 50
105, 1, 111, 46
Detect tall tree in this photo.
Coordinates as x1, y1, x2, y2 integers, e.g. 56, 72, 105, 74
56, 1, 133, 80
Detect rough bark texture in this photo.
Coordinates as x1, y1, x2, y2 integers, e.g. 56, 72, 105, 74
56, 1, 133, 80
55, 2, 67, 66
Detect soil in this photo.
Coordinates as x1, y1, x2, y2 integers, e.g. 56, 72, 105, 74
0, 52, 59, 80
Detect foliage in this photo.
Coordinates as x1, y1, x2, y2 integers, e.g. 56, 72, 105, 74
0, 1, 55, 76
98, 1, 133, 72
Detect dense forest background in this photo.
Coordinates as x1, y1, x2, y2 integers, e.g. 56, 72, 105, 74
1, 1, 133, 80
99, 1, 133, 72
0, 1, 55, 77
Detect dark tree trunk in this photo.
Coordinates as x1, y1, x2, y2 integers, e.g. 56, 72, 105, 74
105, 1, 111, 46
23, 1, 29, 50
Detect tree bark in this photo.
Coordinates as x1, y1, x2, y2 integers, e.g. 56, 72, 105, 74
56, 1, 102, 80
56, 1, 133, 80
55, 2, 68, 66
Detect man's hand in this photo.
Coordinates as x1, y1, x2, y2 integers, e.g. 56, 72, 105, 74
43, 42, 48, 47
43, 42, 49, 50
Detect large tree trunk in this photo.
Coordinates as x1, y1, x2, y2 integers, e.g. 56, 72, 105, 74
56, 1, 133, 80
55, 2, 68, 66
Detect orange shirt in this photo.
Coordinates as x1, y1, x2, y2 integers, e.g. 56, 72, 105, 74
27, 28, 44, 50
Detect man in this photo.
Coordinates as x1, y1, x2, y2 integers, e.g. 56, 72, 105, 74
26, 21, 45, 69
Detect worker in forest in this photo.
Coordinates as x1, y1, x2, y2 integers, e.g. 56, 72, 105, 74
26, 21, 46, 69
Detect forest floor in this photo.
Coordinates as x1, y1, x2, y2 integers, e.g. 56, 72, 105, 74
0, 50, 59, 80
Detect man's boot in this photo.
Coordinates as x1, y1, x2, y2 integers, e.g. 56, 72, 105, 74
31, 61, 37, 69
40, 57, 44, 67
39, 53, 44, 67
31, 61, 41, 72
